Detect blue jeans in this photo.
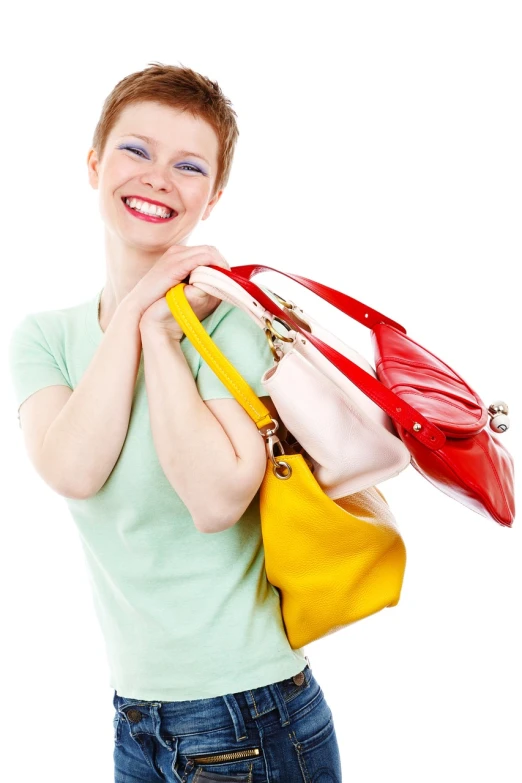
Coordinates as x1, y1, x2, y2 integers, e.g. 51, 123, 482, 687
113, 663, 342, 782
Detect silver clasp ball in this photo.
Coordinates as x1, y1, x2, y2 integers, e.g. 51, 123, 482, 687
488, 401, 510, 433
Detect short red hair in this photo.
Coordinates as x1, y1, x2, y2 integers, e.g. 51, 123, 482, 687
91, 61, 239, 199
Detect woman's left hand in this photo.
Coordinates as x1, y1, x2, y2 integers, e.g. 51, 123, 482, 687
139, 248, 230, 340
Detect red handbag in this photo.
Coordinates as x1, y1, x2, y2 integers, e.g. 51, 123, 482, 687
214, 264, 515, 527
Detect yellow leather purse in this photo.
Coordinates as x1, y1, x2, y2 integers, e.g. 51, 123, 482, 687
166, 283, 407, 649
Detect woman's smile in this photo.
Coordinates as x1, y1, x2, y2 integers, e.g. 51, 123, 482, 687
121, 196, 178, 223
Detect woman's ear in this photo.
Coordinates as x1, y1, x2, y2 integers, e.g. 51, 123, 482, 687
202, 188, 224, 220
87, 148, 100, 190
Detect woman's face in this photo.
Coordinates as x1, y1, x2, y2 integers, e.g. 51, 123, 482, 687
87, 100, 223, 249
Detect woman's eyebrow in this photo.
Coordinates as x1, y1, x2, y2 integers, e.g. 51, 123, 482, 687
117, 133, 210, 166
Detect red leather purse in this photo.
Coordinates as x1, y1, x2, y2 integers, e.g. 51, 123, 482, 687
218, 264, 515, 527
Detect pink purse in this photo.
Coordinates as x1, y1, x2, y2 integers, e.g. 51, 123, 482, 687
189, 265, 411, 497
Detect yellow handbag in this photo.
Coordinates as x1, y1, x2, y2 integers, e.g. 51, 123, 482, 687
166, 283, 407, 649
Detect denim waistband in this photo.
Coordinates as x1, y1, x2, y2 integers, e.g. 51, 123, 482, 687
113, 660, 313, 752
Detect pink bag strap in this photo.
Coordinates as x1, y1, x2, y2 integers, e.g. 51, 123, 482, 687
206, 265, 445, 451
232, 263, 406, 333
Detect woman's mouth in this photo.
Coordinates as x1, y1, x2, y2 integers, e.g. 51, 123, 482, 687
121, 196, 178, 223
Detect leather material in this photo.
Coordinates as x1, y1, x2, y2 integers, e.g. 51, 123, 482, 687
165, 284, 274, 431
261, 455, 406, 648
373, 323, 488, 436
229, 264, 515, 527
165, 283, 407, 648
188, 266, 410, 497
208, 268, 445, 448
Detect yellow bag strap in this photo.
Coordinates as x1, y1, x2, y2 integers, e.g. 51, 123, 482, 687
165, 283, 274, 432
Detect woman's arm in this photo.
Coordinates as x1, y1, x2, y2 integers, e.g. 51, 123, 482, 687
140, 325, 275, 534
39, 297, 143, 498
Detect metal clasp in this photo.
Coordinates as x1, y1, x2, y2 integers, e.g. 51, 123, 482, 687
259, 419, 292, 479
264, 316, 294, 342
271, 291, 295, 309
270, 291, 312, 332
264, 316, 294, 362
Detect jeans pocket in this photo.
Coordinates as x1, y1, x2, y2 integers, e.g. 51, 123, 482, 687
179, 740, 263, 782
291, 684, 334, 752
288, 688, 342, 783
188, 768, 254, 782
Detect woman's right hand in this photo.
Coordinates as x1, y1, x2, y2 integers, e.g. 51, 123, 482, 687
124, 244, 230, 319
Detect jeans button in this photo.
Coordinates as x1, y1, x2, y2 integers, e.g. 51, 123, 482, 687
126, 708, 142, 723
292, 671, 305, 686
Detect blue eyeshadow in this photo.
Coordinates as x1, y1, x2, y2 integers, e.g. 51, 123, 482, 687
117, 143, 207, 175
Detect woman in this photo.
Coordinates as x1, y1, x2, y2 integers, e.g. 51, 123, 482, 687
8, 63, 342, 781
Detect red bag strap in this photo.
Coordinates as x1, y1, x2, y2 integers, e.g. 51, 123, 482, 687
232, 263, 407, 333
206, 266, 445, 451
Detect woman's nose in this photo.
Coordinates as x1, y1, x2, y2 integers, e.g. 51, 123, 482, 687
140, 164, 174, 192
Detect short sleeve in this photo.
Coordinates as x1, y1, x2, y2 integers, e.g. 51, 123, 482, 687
8, 313, 72, 425
196, 304, 274, 401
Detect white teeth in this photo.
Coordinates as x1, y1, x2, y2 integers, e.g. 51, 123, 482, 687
124, 198, 173, 218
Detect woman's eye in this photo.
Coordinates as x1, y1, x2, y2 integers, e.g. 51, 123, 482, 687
177, 164, 202, 173
125, 146, 146, 158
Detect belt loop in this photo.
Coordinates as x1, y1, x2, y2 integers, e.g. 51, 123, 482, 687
151, 704, 176, 752
223, 694, 248, 741
267, 683, 291, 727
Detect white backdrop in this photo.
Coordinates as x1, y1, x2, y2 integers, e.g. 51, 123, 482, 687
1, 2, 520, 782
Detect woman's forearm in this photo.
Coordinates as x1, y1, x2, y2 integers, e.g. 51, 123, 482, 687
41, 298, 143, 498
140, 326, 265, 533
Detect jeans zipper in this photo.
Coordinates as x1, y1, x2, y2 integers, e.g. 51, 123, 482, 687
189, 747, 261, 764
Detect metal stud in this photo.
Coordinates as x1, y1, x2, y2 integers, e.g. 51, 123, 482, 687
488, 400, 509, 417
487, 400, 510, 433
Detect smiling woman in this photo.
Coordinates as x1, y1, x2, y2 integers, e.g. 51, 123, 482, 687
7, 61, 343, 783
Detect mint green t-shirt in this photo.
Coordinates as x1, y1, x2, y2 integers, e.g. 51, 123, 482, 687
8, 287, 307, 701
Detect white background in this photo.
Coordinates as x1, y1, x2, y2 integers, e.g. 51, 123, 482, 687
1, 2, 520, 781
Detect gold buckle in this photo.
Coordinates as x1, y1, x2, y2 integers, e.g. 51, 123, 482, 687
270, 291, 312, 332
264, 316, 294, 361
271, 290, 295, 309
264, 316, 294, 342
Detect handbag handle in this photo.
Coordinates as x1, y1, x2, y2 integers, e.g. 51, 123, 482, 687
165, 283, 274, 435
232, 263, 406, 333
195, 266, 445, 451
